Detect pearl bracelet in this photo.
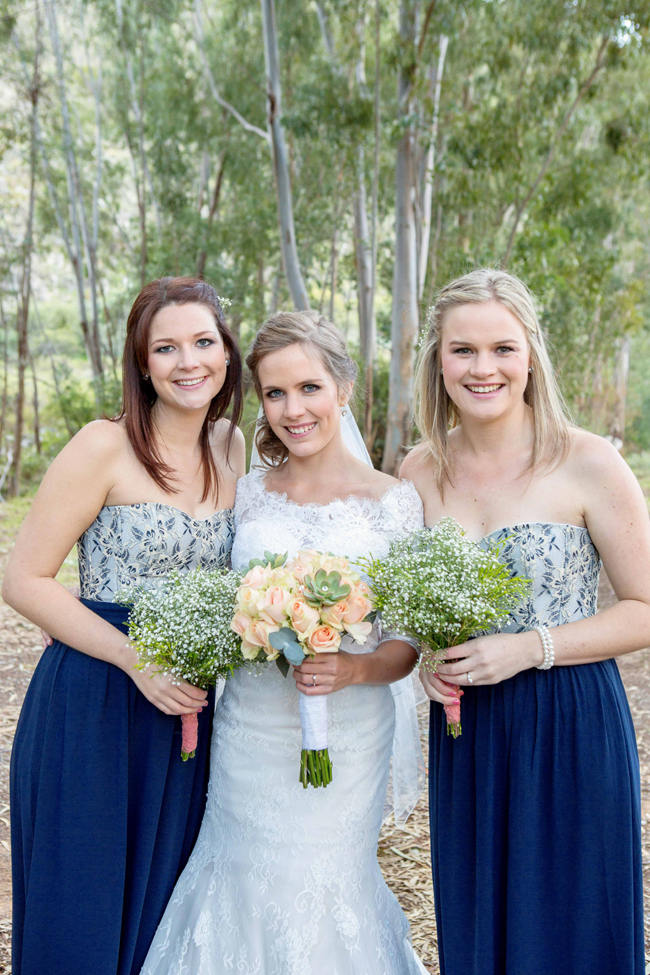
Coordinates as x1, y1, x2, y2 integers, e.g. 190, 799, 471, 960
534, 624, 555, 670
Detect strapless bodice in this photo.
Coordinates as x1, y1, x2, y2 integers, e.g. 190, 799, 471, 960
481, 522, 600, 632
77, 502, 234, 600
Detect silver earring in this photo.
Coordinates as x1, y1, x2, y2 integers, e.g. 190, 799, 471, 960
341, 406, 348, 416
528, 367, 533, 374
225, 359, 230, 366
142, 373, 149, 380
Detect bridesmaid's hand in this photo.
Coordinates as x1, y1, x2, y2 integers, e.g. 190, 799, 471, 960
293, 651, 358, 696
130, 664, 209, 715
433, 631, 543, 688
419, 666, 462, 706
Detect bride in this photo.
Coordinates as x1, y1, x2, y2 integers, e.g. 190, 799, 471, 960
141, 310, 426, 974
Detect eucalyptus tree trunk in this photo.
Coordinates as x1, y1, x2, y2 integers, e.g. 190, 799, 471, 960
9, 11, 40, 495
382, 0, 420, 474
261, 0, 310, 310
417, 34, 448, 301
115, 0, 162, 287
43, 0, 103, 384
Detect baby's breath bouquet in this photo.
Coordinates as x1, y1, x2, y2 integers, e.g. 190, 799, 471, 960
123, 567, 245, 760
363, 518, 529, 737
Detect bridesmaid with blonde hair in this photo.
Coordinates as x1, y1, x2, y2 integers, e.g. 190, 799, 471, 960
402, 268, 649, 975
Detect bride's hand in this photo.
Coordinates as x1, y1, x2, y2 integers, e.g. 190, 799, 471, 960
129, 664, 209, 716
293, 651, 358, 696
433, 631, 543, 688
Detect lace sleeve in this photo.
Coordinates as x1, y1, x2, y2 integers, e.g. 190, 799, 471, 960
233, 470, 265, 532
381, 479, 424, 538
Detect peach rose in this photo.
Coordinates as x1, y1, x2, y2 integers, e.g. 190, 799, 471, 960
235, 585, 264, 617
344, 619, 373, 644
290, 550, 320, 582
231, 611, 251, 638
289, 598, 320, 636
342, 592, 372, 625
320, 601, 347, 629
307, 625, 341, 654
246, 618, 277, 655
259, 585, 292, 625
242, 564, 274, 589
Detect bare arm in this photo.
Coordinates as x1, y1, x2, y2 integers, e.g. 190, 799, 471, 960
293, 639, 418, 696
431, 437, 650, 694
2, 421, 207, 715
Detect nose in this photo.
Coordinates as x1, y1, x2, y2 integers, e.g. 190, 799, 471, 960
470, 350, 495, 377
283, 391, 305, 418
177, 344, 199, 370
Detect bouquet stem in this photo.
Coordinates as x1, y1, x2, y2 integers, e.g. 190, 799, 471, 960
443, 684, 463, 739
300, 748, 332, 788
181, 712, 198, 761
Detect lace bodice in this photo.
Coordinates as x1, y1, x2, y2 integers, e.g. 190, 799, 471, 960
231, 472, 424, 572
77, 503, 234, 600
141, 473, 427, 975
484, 522, 600, 632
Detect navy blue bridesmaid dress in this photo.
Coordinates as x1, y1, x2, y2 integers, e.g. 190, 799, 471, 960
428, 523, 644, 975
10, 503, 234, 975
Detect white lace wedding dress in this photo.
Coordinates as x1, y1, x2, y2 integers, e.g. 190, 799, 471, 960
141, 472, 427, 975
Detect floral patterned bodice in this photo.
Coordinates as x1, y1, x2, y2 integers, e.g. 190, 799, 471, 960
77, 503, 234, 600
483, 522, 600, 633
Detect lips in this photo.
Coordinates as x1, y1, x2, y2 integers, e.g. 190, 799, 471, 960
286, 422, 317, 437
466, 383, 503, 393
173, 376, 207, 387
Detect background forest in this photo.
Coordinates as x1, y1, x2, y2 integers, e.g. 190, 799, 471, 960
2, 0, 650, 494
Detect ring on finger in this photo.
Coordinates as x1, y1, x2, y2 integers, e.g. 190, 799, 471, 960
466, 671, 473, 684
312, 674, 317, 686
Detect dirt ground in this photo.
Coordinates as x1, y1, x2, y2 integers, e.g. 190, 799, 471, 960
0, 562, 647, 974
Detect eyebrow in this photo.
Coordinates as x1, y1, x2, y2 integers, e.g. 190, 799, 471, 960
149, 329, 219, 345
261, 377, 324, 391
447, 337, 522, 345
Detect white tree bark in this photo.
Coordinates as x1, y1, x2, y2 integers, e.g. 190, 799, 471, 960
261, 0, 310, 310
382, 0, 420, 473
418, 34, 448, 301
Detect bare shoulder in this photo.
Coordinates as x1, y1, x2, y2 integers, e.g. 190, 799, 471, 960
52, 418, 126, 471
364, 468, 400, 500
565, 426, 637, 485
210, 418, 246, 475
399, 442, 433, 481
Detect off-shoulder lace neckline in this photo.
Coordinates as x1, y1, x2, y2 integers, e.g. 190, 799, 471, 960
250, 474, 415, 511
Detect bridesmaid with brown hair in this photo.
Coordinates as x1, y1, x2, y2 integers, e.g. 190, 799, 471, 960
4, 277, 245, 975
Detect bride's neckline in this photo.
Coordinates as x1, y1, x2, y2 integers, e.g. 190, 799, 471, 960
255, 473, 410, 510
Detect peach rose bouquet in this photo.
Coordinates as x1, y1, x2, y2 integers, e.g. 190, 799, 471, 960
231, 550, 374, 788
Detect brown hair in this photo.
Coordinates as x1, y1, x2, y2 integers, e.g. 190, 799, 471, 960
117, 276, 242, 501
246, 310, 357, 467
414, 268, 570, 488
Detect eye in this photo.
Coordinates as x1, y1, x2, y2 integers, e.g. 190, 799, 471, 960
265, 389, 284, 400
153, 344, 175, 354
303, 383, 319, 393
496, 345, 515, 354
197, 337, 216, 348
452, 347, 472, 355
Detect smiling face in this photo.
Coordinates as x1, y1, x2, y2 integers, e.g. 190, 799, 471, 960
439, 299, 531, 423
256, 342, 347, 461
147, 302, 228, 416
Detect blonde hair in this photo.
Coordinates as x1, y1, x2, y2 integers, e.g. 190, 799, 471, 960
246, 310, 357, 468
414, 268, 570, 487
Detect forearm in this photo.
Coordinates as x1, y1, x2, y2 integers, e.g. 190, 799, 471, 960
545, 599, 650, 666
3, 574, 137, 673
353, 639, 418, 685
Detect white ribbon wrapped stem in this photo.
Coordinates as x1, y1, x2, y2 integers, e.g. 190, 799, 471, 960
299, 693, 328, 750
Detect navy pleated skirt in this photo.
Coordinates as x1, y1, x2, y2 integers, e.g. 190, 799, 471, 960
10, 598, 215, 975
429, 659, 644, 975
